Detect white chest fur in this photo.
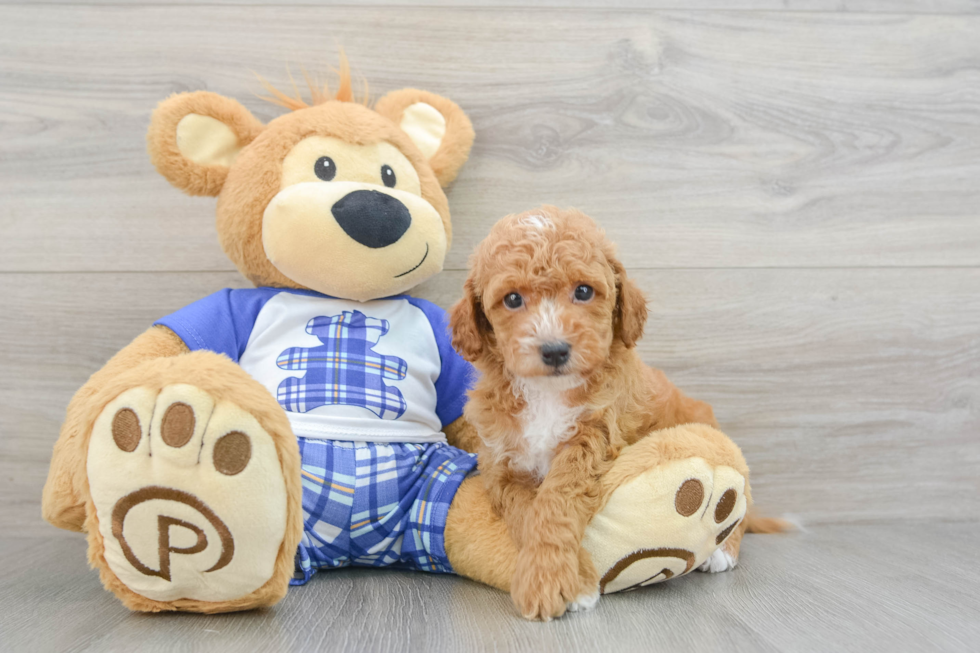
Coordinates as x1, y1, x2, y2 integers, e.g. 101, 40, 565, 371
509, 377, 584, 480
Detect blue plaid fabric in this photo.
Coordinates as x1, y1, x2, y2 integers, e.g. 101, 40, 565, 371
292, 438, 478, 585
277, 310, 409, 420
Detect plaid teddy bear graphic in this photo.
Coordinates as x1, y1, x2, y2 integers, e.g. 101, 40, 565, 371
276, 310, 408, 420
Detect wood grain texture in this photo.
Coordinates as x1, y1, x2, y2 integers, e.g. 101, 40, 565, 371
3, 269, 977, 537
2, 523, 978, 652
1, 3, 978, 647
3, 1, 980, 13
2, 7, 979, 272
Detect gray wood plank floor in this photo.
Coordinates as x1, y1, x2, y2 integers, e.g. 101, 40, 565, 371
2, 524, 978, 653
1, 2, 977, 651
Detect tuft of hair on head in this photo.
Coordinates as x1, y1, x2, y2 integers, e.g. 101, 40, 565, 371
516, 213, 554, 232
254, 50, 370, 111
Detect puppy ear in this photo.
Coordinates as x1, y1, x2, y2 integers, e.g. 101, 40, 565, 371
613, 263, 648, 348
147, 91, 265, 196
374, 89, 474, 187
449, 278, 492, 362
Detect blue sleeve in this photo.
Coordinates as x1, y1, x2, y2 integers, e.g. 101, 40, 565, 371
405, 297, 476, 428
154, 288, 282, 363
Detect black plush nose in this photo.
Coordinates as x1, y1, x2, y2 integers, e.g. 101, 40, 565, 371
331, 190, 411, 249
540, 341, 571, 368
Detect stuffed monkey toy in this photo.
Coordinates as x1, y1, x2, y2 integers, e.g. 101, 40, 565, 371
41, 66, 753, 618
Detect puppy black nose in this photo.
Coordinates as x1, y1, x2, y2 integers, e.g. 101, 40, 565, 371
540, 341, 571, 368
331, 190, 411, 248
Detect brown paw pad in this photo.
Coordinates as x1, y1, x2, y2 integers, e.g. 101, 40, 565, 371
716, 519, 741, 546
213, 431, 251, 476
108, 393, 252, 477
672, 476, 744, 546
674, 479, 704, 516
112, 408, 141, 453
161, 402, 195, 447
715, 489, 737, 523
674, 479, 741, 523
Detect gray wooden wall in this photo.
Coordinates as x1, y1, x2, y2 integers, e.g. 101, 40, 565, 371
1, 1, 978, 542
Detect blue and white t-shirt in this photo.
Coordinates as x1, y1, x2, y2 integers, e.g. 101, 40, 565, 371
155, 288, 474, 444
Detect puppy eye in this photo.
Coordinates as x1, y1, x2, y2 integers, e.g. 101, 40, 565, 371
314, 156, 336, 181
503, 292, 524, 310
573, 285, 594, 302
381, 164, 397, 188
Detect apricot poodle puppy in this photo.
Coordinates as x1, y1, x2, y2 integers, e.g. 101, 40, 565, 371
449, 206, 733, 619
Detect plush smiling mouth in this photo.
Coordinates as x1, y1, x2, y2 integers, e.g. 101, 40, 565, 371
394, 243, 429, 278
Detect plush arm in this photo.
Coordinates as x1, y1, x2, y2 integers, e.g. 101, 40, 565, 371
41, 326, 188, 531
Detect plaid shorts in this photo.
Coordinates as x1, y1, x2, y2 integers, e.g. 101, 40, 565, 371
291, 438, 478, 585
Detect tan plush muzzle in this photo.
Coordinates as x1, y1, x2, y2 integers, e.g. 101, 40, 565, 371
263, 181, 447, 302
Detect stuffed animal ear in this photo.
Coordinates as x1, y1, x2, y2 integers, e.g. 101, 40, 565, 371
374, 89, 474, 187
147, 91, 265, 197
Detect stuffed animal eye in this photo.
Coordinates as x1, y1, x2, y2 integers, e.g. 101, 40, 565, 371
314, 156, 336, 181
503, 292, 524, 310
573, 285, 594, 302
381, 164, 396, 188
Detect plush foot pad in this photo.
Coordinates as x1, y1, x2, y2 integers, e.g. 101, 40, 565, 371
582, 457, 746, 594
87, 384, 288, 604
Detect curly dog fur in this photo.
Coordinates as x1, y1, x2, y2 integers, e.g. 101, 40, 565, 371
449, 206, 723, 619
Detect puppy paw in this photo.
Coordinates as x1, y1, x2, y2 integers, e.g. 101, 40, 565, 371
566, 587, 600, 613
698, 547, 738, 573
511, 548, 580, 621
